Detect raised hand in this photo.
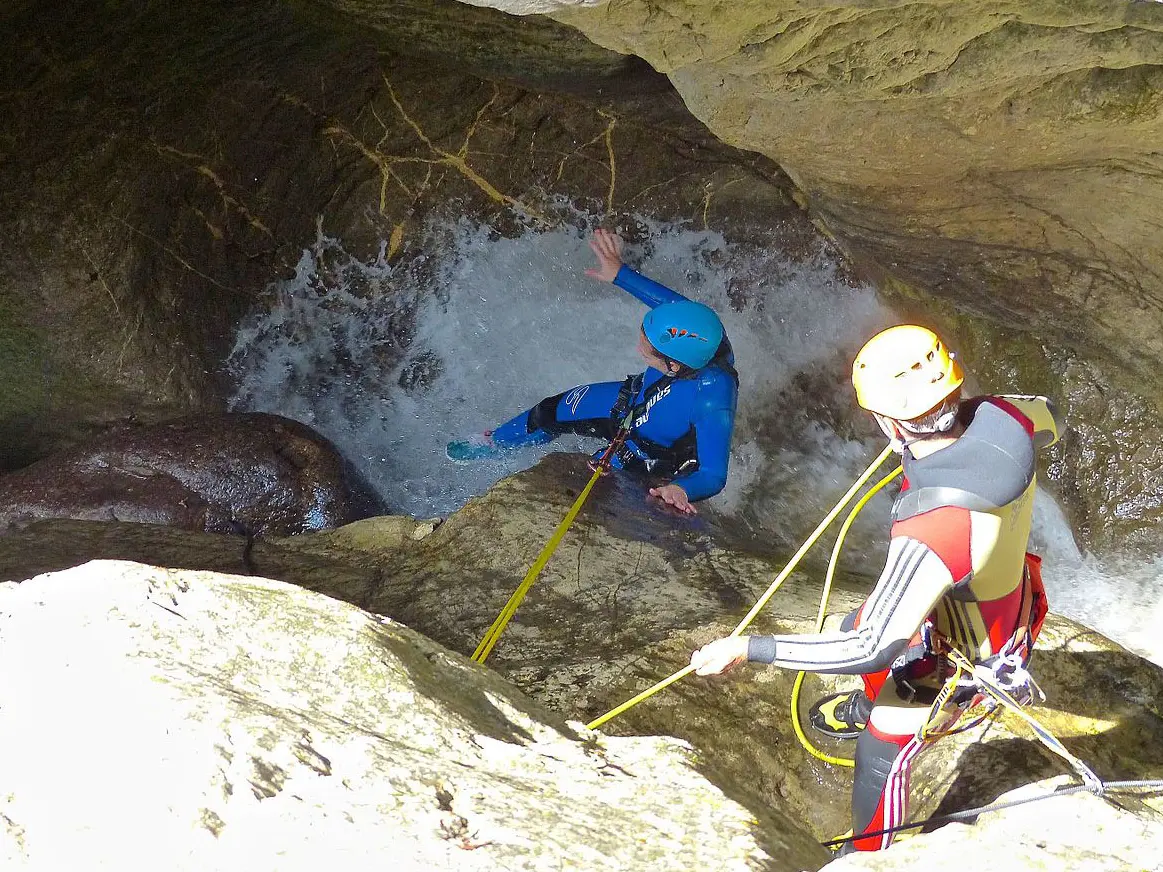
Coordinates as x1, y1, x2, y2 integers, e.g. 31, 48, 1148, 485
584, 228, 624, 283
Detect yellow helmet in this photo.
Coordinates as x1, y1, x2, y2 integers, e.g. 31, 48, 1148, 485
852, 325, 964, 420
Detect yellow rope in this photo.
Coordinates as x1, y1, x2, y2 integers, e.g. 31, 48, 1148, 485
471, 463, 605, 664
585, 445, 896, 731
790, 462, 902, 767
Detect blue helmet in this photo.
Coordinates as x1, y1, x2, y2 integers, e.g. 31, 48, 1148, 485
642, 301, 724, 369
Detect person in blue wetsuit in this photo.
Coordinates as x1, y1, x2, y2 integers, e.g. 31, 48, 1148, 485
447, 229, 738, 516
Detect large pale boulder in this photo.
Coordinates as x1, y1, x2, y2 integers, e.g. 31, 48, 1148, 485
0, 559, 829, 871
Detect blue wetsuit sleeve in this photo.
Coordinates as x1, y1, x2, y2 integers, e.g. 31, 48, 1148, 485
671, 372, 736, 501
613, 265, 688, 308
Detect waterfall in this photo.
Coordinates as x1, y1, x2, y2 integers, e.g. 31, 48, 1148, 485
226, 213, 1163, 666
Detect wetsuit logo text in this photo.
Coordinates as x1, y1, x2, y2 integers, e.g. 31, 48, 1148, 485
633, 384, 671, 429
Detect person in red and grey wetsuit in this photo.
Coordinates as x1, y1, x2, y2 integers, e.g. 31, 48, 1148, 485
689, 324, 1064, 854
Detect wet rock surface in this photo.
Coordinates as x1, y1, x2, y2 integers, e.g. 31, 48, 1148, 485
0, 559, 830, 871
0, 413, 380, 536
0, 0, 806, 469
1, 455, 1160, 864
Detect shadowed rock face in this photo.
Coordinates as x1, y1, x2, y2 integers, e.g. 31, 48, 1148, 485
294, 0, 664, 92
0, 413, 381, 535
0, 0, 805, 469
461, 1, 1163, 387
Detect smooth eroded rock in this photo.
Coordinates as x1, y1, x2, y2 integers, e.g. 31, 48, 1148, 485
0, 413, 380, 536
535, 1, 1163, 385
0, 559, 829, 871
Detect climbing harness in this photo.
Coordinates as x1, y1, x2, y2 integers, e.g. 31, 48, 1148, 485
604, 373, 693, 478
471, 418, 633, 665
823, 668, 1159, 852
821, 652, 1156, 849
585, 444, 897, 731
939, 644, 1103, 790
588, 420, 632, 475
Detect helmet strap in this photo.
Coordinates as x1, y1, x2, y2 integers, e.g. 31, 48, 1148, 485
875, 413, 956, 456
874, 415, 908, 455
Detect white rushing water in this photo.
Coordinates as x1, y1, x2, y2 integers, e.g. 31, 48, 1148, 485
226, 213, 1163, 665
227, 214, 892, 520
1030, 492, 1163, 665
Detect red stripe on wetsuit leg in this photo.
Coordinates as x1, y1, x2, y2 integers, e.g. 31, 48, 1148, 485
852, 723, 917, 851
891, 506, 973, 582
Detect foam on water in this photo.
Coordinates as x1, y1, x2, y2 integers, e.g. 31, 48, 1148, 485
226, 213, 1163, 665
1031, 491, 1163, 665
227, 214, 889, 519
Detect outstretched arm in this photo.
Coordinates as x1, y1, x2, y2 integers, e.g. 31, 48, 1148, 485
692, 535, 955, 676
585, 229, 687, 308
746, 538, 953, 673
614, 266, 688, 308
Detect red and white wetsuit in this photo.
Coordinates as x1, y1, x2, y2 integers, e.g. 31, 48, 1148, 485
747, 395, 1062, 851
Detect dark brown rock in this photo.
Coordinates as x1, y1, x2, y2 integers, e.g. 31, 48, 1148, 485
0, 0, 804, 470
0, 413, 380, 536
